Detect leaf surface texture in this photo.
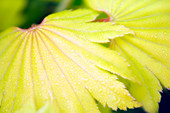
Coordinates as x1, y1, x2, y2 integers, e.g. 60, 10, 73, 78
85, 0, 170, 112
0, 9, 140, 113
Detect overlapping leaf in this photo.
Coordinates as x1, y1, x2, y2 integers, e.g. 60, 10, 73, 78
85, 0, 170, 112
0, 9, 140, 113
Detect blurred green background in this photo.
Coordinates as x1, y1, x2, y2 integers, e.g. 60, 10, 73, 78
0, 0, 85, 31
0, 0, 169, 113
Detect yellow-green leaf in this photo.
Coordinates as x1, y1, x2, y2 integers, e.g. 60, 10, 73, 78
85, 0, 170, 112
0, 9, 140, 113
15, 99, 56, 113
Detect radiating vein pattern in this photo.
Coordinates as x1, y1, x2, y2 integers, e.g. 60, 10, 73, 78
0, 9, 140, 113
85, 0, 170, 112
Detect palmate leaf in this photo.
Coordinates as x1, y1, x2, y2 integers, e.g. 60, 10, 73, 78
0, 9, 140, 113
85, 0, 170, 112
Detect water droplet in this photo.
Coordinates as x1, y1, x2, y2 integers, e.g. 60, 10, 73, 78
154, 33, 158, 38
82, 77, 88, 81
102, 81, 105, 84
55, 83, 59, 85
99, 89, 102, 92
163, 31, 167, 35
41, 81, 44, 84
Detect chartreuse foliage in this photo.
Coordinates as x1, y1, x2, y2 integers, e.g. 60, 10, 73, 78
0, 9, 141, 113
85, 0, 170, 112
15, 99, 56, 113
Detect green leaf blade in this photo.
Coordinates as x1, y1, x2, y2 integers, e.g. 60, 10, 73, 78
85, 0, 170, 112
0, 9, 140, 113
113, 38, 162, 113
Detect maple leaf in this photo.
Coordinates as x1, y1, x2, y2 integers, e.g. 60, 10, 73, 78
85, 0, 170, 112
0, 9, 140, 113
